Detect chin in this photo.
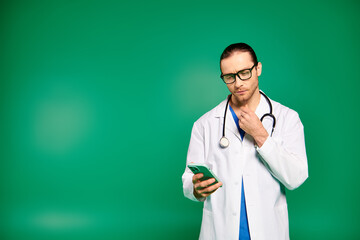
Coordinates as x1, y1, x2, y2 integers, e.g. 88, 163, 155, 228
233, 94, 249, 103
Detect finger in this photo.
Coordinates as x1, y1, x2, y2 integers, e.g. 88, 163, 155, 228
192, 173, 204, 183
194, 178, 215, 193
199, 182, 223, 197
239, 110, 249, 121
198, 178, 216, 189
239, 112, 251, 123
238, 114, 244, 122
194, 182, 202, 191
238, 116, 246, 126
203, 182, 223, 193
195, 178, 216, 191
238, 112, 244, 119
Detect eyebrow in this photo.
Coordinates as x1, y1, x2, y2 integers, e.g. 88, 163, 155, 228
223, 66, 252, 75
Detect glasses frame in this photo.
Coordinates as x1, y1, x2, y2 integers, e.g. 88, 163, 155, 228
220, 64, 257, 84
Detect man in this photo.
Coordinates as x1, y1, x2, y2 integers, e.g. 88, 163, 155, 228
182, 43, 308, 240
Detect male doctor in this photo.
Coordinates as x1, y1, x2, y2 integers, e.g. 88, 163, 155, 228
182, 43, 308, 240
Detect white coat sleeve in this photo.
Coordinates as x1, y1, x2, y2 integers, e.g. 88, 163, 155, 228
256, 110, 308, 190
182, 121, 206, 202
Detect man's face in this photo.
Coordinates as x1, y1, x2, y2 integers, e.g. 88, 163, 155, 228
220, 51, 262, 104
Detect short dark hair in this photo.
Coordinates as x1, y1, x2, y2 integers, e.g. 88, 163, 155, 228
220, 43, 258, 66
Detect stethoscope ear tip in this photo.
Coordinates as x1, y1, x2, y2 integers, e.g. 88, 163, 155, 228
219, 137, 229, 148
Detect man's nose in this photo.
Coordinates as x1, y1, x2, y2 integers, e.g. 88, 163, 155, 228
234, 75, 243, 87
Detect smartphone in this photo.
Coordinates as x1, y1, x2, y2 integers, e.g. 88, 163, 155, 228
187, 163, 221, 186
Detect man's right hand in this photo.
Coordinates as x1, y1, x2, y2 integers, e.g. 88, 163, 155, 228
192, 173, 223, 199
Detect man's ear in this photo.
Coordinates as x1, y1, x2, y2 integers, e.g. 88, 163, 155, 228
256, 62, 262, 77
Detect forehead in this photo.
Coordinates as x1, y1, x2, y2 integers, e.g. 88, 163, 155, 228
220, 51, 254, 73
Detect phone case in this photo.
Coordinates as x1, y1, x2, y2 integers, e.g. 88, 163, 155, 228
187, 163, 221, 184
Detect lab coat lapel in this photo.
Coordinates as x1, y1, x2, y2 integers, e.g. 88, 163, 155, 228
225, 106, 242, 141
214, 97, 242, 141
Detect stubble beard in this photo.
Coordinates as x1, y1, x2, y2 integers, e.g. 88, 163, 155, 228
231, 85, 259, 107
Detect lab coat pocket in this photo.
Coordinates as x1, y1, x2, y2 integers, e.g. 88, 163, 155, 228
199, 208, 215, 240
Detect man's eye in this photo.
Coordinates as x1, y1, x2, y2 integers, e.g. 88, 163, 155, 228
224, 75, 234, 80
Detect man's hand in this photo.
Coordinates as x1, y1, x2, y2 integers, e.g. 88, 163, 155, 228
238, 105, 269, 147
192, 173, 223, 199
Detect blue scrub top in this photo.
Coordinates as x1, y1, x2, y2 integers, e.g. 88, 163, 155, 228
229, 105, 251, 240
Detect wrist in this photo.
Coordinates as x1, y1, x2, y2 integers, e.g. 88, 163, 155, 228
253, 129, 269, 148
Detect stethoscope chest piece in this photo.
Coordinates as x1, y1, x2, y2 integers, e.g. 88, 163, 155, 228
219, 136, 229, 148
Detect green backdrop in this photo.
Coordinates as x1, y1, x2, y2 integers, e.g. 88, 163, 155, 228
1, 0, 359, 239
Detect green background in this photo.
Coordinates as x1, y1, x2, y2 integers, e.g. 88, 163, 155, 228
1, 0, 359, 239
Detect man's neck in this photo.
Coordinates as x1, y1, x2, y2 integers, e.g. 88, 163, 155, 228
230, 90, 261, 112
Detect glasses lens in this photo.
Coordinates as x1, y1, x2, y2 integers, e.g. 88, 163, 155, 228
223, 74, 235, 83
238, 70, 251, 80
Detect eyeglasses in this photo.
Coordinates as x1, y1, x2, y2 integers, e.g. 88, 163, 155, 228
220, 64, 257, 84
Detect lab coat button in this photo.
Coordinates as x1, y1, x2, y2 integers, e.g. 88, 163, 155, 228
234, 182, 239, 185
232, 212, 237, 216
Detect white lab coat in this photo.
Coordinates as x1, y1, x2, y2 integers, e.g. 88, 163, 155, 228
182, 92, 308, 240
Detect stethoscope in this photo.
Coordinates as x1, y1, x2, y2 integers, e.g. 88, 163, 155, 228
219, 91, 276, 148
